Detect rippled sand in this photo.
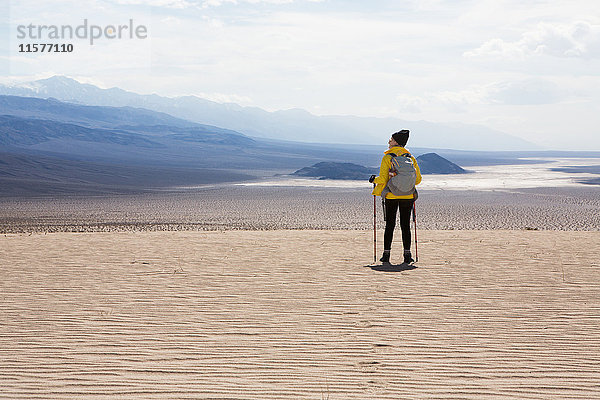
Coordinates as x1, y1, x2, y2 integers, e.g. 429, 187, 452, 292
1, 230, 599, 399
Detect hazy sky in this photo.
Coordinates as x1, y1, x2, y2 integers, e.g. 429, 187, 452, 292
2, 0, 600, 149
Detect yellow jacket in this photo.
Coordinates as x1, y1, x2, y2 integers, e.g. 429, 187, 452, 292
371, 146, 422, 199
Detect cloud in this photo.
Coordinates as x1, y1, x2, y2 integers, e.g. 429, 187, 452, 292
395, 94, 428, 113
465, 21, 600, 60
109, 0, 195, 8
199, 0, 321, 8
486, 79, 564, 105
109, 0, 324, 10
396, 79, 567, 113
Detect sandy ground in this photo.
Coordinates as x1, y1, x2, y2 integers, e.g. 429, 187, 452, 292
1, 229, 599, 399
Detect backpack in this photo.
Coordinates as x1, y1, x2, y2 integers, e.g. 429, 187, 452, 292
382, 152, 416, 197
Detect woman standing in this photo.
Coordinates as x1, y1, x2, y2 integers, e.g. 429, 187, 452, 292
371, 130, 422, 265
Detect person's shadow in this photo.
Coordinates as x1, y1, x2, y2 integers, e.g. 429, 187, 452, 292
365, 263, 418, 272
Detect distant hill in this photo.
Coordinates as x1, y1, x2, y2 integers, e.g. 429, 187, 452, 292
0, 76, 541, 151
416, 153, 468, 174
292, 162, 375, 180
292, 153, 466, 180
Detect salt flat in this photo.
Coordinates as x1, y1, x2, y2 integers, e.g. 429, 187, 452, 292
1, 230, 599, 399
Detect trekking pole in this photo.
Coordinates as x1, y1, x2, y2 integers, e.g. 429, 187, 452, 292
369, 176, 377, 264
373, 187, 377, 264
412, 202, 419, 262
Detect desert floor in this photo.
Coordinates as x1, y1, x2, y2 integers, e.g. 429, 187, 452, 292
1, 229, 599, 399
1, 187, 599, 232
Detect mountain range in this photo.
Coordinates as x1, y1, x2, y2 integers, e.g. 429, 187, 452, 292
0, 76, 540, 151
0, 94, 386, 194
4, 78, 592, 195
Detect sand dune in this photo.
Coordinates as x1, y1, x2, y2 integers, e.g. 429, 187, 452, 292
1, 230, 599, 399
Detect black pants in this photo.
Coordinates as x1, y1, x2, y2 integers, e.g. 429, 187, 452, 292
383, 198, 414, 251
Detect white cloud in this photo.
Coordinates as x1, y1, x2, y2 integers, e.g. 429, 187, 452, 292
465, 21, 600, 60
201, 15, 225, 28
108, 0, 195, 8
486, 79, 564, 105
396, 79, 567, 113
395, 94, 428, 113
200, 0, 320, 8
160, 16, 183, 25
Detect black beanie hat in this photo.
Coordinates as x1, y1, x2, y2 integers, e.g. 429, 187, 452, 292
392, 130, 409, 146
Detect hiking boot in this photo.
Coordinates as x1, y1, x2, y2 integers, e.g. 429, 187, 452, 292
380, 251, 391, 264
403, 252, 414, 264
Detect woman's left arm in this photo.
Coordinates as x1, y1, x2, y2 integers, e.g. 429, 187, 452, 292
371, 155, 391, 196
